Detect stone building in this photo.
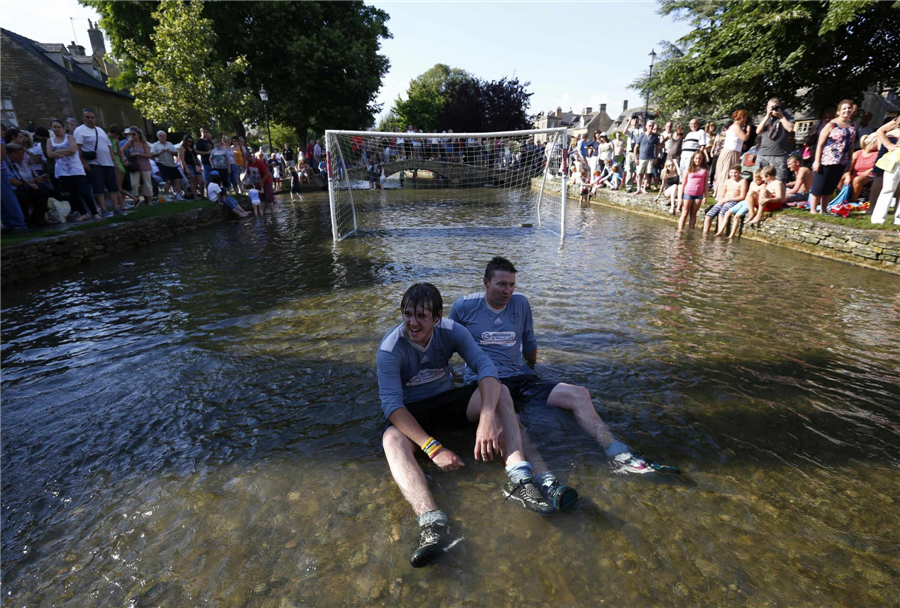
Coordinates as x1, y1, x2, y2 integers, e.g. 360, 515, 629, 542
0, 23, 152, 134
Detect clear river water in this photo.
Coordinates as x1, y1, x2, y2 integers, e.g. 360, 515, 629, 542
2, 189, 899, 607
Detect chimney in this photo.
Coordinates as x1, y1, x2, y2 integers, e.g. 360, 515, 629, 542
67, 41, 86, 57
582, 107, 592, 115
623, 100, 628, 112
87, 19, 107, 59
600, 103, 607, 114
556, 106, 562, 119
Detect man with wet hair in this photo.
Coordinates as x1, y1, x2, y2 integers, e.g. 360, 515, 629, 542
450, 257, 681, 481
378, 282, 552, 568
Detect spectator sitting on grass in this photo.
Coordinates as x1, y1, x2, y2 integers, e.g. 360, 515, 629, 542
703, 165, 748, 235
207, 171, 248, 218
656, 158, 682, 214
722, 169, 765, 238
785, 154, 812, 205
746, 165, 786, 226
3, 143, 52, 226
602, 161, 622, 190
842, 134, 879, 202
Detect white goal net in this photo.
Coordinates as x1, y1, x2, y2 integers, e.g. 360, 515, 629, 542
325, 128, 567, 241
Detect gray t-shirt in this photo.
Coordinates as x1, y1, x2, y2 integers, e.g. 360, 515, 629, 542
758, 112, 794, 156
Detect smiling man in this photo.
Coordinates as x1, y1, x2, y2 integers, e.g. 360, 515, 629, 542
449, 257, 681, 483
377, 283, 551, 568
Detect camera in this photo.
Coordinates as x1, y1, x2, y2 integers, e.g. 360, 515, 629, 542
771, 105, 781, 112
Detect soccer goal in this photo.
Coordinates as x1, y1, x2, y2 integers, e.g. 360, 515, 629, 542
324, 128, 567, 241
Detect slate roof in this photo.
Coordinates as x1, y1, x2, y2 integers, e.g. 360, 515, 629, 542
2, 28, 133, 100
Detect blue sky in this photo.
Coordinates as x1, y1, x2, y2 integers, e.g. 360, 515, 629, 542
2, 1, 693, 122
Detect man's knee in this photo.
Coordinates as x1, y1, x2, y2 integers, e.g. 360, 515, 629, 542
382, 426, 414, 455
498, 384, 514, 411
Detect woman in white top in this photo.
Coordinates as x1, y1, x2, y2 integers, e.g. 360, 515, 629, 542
714, 109, 751, 199
44, 118, 98, 221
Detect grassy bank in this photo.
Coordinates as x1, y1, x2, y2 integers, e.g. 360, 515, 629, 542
0, 197, 240, 248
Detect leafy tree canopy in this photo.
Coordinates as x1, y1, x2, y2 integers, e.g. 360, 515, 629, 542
124, 1, 252, 132
81, 0, 391, 141
631, 0, 900, 118
386, 63, 533, 133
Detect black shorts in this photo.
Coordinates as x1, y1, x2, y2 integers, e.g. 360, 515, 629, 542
500, 374, 559, 410
87, 164, 119, 195
381, 382, 479, 435
811, 164, 845, 197
158, 164, 182, 183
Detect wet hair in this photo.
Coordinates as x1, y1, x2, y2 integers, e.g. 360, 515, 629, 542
484, 256, 517, 281
732, 109, 748, 122
400, 283, 443, 319
761, 165, 777, 178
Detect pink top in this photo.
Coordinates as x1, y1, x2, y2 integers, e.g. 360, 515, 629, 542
683, 169, 708, 197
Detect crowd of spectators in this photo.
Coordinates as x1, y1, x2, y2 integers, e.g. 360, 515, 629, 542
564, 97, 900, 230
0, 110, 327, 233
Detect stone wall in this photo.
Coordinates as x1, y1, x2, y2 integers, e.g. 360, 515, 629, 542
536, 178, 900, 275
2, 204, 236, 287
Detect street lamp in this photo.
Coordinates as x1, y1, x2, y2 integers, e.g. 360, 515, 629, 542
259, 85, 273, 155
644, 49, 657, 126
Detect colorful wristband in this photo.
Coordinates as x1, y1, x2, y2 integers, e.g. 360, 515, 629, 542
421, 437, 442, 458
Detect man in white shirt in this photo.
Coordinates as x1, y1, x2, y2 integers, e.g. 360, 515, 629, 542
150, 131, 184, 199
73, 109, 118, 217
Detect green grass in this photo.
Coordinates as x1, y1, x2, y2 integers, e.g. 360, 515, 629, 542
779, 207, 898, 231
1, 197, 232, 248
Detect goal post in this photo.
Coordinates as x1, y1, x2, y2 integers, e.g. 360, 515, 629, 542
324, 127, 567, 241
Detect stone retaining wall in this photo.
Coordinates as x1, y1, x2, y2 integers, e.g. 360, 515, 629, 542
536, 178, 900, 275
2, 204, 235, 287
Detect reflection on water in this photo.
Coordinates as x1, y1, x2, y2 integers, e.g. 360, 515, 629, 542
2, 189, 900, 606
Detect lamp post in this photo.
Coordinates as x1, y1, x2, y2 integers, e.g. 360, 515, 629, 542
259, 85, 273, 155
644, 49, 657, 126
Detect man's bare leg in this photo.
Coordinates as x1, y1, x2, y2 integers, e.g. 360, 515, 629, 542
465, 384, 524, 465
383, 426, 438, 516
546, 383, 617, 448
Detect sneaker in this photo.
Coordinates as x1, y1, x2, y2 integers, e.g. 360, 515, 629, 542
93, 213, 104, 220
542, 480, 579, 512
102, 210, 114, 218
611, 452, 682, 475
113, 209, 125, 216
410, 522, 447, 568
502, 478, 554, 515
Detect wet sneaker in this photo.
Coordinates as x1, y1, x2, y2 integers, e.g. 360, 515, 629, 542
611, 452, 681, 475
542, 480, 579, 512
410, 522, 447, 568
503, 477, 554, 515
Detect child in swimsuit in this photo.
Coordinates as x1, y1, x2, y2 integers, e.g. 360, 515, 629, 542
703, 165, 748, 235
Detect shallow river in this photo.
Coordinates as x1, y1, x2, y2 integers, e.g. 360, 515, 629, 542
2, 189, 899, 607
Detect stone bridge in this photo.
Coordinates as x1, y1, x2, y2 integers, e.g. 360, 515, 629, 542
343, 158, 534, 187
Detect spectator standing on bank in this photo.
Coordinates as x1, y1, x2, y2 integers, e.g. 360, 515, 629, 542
870, 116, 900, 225
208, 138, 232, 192
306, 140, 316, 172
810, 99, 856, 214
121, 126, 153, 207
283, 143, 295, 168
665, 122, 684, 171
755, 97, 794, 182
715, 110, 751, 199
634, 120, 660, 195
51, 117, 98, 219
73, 109, 117, 217
179, 134, 203, 199
313, 139, 323, 166
195, 127, 214, 186
680, 118, 708, 177
106, 124, 135, 212
150, 131, 184, 200
624, 116, 643, 192
231, 137, 246, 194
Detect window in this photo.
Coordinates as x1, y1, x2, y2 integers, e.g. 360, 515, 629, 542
121, 110, 129, 127
2, 98, 19, 127
63, 56, 72, 71
95, 105, 104, 128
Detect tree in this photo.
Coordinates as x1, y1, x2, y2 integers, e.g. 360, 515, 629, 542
633, 0, 900, 117
123, 1, 252, 132
81, 1, 391, 141
392, 64, 471, 131
386, 64, 533, 132
440, 76, 533, 132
